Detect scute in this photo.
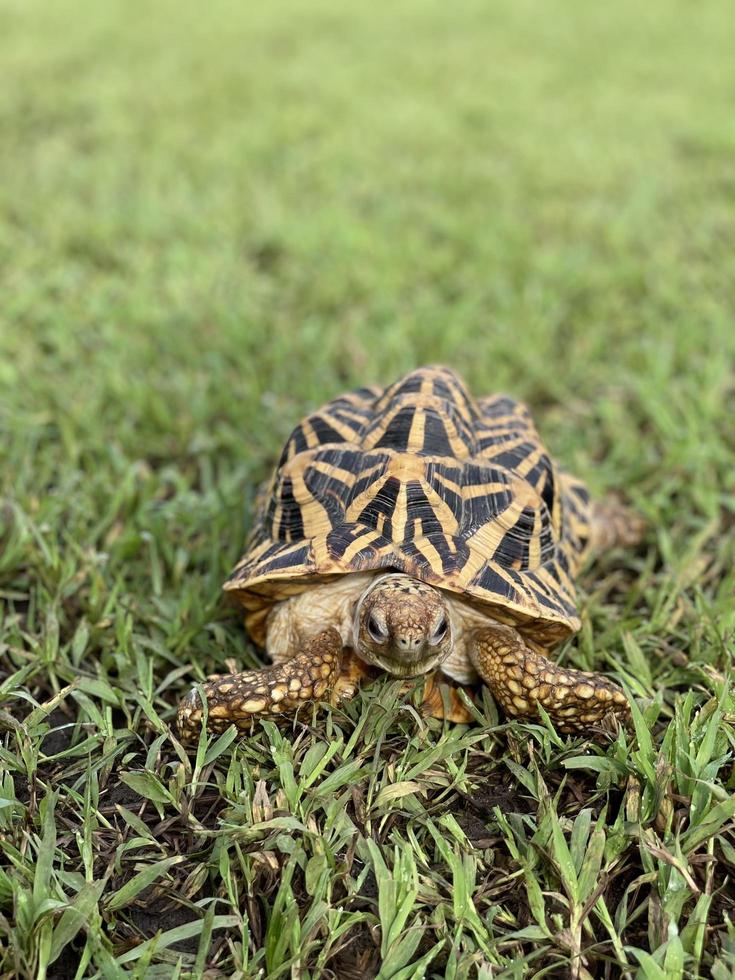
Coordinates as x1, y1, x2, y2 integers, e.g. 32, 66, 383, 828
226, 367, 592, 643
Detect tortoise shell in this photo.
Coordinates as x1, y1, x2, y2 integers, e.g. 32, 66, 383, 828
226, 366, 592, 647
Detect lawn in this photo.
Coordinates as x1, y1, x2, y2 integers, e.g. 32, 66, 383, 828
1, 0, 735, 976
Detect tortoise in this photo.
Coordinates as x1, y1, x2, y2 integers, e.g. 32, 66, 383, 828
177, 366, 643, 739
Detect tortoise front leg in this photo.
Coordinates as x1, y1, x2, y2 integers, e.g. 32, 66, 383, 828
469, 625, 629, 734
177, 627, 343, 739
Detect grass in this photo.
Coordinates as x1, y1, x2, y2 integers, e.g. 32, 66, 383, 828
1, 0, 735, 976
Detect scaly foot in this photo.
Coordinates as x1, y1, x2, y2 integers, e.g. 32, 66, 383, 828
470, 624, 629, 734
177, 627, 343, 739
590, 498, 646, 552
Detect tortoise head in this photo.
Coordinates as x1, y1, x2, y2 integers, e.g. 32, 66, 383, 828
353, 573, 452, 677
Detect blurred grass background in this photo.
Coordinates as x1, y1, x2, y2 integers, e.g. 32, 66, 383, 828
1, 1, 735, 977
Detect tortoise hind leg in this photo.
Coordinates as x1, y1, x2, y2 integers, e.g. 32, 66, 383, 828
589, 498, 646, 553
419, 675, 477, 723
177, 627, 343, 739
469, 625, 629, 734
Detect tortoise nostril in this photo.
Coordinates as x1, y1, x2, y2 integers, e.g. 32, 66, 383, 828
395, 635, 422, 653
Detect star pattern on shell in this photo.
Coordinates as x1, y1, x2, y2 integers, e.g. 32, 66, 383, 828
225, 366, 592, 646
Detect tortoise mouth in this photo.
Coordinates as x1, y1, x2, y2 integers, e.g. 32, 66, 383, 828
368, 652, 446, 678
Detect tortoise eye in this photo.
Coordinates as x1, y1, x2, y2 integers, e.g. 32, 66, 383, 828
367, 613, 388, 643
431, 617, 449, 643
